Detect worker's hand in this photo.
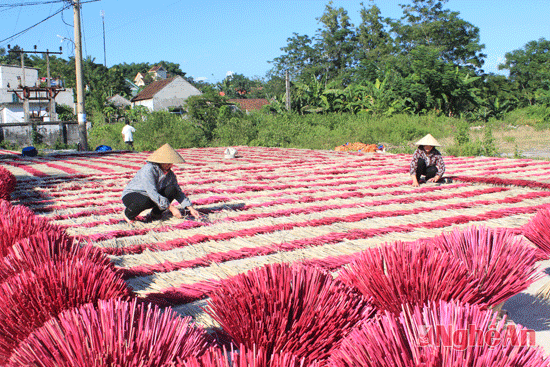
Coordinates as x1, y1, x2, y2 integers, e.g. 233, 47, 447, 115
428, 175, 440, 183
412, 176, 420, 187
187, 206, 201, 220
168, 204, 182, 219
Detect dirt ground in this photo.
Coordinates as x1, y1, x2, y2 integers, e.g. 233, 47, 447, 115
438, 125, 550, 159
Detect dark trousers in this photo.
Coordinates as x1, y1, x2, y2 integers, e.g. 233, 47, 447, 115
416, 158, 439, 182
122, 185, 179, 220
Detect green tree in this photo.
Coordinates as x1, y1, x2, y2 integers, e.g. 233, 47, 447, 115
499, 38, 550, 106
269, 33, 322, 81
1, 45, 31, 67
391, 0, 486, 69
184, 91, 232, 141
218, 73, 256, 99
315, 1, 356, 85
81, 57, 130, 116
353, 3, 395, 82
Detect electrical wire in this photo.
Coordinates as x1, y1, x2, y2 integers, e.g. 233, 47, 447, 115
0, 5, 71, 44
0, 1, 67, 7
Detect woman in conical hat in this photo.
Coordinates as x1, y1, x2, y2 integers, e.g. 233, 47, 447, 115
410, 134, 448, 187
121, 143, 201, 223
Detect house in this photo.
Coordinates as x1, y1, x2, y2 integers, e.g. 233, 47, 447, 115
228, 98, 271, 113
131, 76, 201, 112
133, 65, 168, 87
0, 64, 74, 124
134, 72, 146, 87
148, 65, 167, 80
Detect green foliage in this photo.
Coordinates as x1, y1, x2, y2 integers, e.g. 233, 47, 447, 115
124, 105, 150, 123
0, 139, 18, 151
88, 115, 125, 150
56, 104, 76, 121
499, 38, 550, 106
31, 124, 43, 145
482, 125, 498, 156
446, 121, 485, 156
185, 93, 233, 141
135, 111, 206, 151
218, 73, 265, 99
213, 116, 258, 146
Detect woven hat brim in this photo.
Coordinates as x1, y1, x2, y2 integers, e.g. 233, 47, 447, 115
415, 134, 441, 147
146, 144, 186, 164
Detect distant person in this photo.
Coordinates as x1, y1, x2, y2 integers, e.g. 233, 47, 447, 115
121, 143, 201, 224
121, 121, 136, 149
410, 134, 448, 187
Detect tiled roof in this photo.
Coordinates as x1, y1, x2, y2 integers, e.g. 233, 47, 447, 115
131, 77, 175, 102
228, 98, 271, 111
149, 65, 165, 73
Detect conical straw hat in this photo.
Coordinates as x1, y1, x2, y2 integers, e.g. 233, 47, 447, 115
415, 134, 441, 147
146, 143, 185, 164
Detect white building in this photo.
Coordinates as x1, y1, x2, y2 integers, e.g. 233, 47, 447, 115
0, 64, 74, 124
131, 76, 201, 112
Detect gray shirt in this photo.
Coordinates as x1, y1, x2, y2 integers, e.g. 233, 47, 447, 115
122, 162, 192, 210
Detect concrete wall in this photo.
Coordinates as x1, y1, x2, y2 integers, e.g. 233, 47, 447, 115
0, 122, 80, 146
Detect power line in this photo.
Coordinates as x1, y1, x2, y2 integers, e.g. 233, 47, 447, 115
0, 5, 70, 44
0, 1, 66, 8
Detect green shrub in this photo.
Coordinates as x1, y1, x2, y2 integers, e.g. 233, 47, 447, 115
88, 119, 125, 151
135, 111, 207, 151
213, 115, 258, 146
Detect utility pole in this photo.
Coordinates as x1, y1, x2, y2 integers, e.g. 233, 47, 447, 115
7, 47, 30, 121
73, 0, 88, 151
21, 49, 29, 122
101, 10, 106, 67
7, 46, 62, 122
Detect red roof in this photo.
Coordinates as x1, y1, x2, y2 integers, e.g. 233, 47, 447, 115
131, 77, 175, 102
228, 98, 271, 111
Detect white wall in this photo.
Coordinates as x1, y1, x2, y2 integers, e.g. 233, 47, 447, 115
153, 77, 201, 111
0, 65, 39, 88
132, 99, 154, 111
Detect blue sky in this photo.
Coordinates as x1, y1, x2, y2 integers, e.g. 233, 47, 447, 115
1, 0, 549, 83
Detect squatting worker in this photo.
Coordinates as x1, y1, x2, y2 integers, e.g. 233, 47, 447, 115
121, 143, 201, 223
410, 134, 446, 187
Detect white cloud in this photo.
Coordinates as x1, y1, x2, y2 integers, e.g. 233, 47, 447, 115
194, 77, 207, 82
226, 71, 234, 78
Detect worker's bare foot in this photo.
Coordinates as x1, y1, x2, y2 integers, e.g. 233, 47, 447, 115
168, 205, 182, 218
